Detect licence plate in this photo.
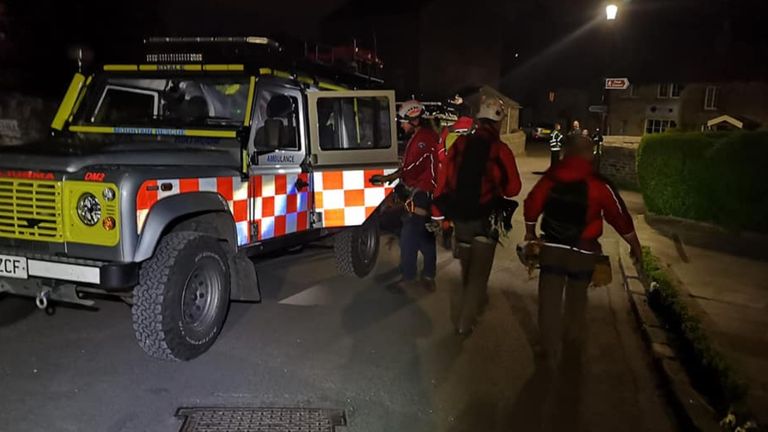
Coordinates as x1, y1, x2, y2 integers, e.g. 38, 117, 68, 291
0, 254, 28, 279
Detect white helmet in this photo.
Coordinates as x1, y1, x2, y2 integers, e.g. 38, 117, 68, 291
398, 99, 424, 122
476, 96, 505, 122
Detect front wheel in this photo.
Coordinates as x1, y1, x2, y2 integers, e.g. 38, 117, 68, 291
334, 217, 380, 278
132, 232, 230, 361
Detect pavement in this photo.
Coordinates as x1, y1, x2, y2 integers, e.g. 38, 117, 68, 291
627, 199, 768, 425
0, 154, 676, 432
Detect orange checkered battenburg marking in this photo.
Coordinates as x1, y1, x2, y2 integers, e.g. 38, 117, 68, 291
135, 169, 395, 246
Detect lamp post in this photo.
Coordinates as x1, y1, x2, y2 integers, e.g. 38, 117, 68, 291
598, 3, 619, 172
602, 4, 618, 135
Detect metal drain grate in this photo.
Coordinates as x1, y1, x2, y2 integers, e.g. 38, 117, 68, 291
175, 407, 346, 432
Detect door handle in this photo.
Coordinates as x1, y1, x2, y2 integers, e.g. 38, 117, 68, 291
295, 178, 309, 191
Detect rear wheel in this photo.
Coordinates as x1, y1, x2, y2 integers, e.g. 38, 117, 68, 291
132, 232, 230, 361
334, 217, 380, 278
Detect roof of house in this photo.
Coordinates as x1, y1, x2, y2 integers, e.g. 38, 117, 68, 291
706, 114, 762, 130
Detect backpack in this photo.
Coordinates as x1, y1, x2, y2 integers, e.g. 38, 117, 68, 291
541, 181, 588, 246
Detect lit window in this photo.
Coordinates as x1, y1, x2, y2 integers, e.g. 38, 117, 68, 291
645, 119, 677, 134
704, 86, 718, 110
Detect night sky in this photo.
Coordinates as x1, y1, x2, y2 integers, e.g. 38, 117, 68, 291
2, 0, 766, 102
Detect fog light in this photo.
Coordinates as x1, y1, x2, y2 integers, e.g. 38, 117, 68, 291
102, 216, 116, 231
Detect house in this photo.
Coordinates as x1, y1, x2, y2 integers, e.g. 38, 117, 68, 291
607, 81, 768, 136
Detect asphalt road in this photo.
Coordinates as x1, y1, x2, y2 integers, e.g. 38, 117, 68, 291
0, 156, 677, 432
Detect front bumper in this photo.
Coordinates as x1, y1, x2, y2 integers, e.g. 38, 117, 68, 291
0, 249, 138, 290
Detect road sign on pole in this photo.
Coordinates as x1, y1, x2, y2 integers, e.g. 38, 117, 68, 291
589, 105, 608, 113
605, 78, 630, 90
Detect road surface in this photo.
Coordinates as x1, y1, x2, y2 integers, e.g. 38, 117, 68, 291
0, 155, 677, 432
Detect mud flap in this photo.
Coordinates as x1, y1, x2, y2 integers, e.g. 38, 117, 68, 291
229, 253, 261, 302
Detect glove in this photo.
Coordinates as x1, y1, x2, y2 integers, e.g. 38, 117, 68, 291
501, 199, 518, 232
425, 220, 441, 233
394, 183, 410, 201
369, 174, 385, 185
369, 174, 397, 186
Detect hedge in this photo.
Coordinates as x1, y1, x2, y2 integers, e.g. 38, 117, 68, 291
637, 131, 768, 233
642, 247, 752, 426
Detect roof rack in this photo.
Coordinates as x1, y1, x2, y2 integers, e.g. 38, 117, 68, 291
144, 36, 282, 51
139, 36, 384, 89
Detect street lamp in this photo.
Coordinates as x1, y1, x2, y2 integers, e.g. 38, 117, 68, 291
600, 3, 619, 166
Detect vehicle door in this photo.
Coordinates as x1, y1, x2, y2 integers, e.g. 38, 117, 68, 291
248, 82, 310, 242
306, 90, 399, 228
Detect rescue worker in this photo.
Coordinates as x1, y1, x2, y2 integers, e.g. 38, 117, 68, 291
549, 122, 563, 169
436, 116, 474, 250
568, 120, 581, 136
592, 128, 604, 171
432, 96, 522, 335
523, 134, 643, 368
372, 100, 440, 291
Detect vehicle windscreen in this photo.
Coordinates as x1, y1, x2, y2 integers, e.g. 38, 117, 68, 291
72, 75, 251, 129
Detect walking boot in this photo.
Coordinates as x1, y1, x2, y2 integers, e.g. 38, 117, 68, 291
451, 242, 472, 328
456, 236, 497, 335
422, 277, 437, 292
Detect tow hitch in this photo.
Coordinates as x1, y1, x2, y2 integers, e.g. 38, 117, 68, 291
35, 288, 54, 315
0, 279, 98, 314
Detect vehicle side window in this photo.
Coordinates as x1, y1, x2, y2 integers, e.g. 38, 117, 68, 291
93, 87, 158, 124
253, 91, 300, 151
316, 96, 391, 150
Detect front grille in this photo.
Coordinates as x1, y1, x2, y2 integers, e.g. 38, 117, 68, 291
0, 179, 63, 242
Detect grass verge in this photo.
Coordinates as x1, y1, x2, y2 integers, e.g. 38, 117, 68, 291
641, 247, 757, 429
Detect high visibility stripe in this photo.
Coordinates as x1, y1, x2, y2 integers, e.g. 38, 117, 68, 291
244, 76, 257, 126
318, 82, 347, 91
203, 64, 245, 71
51, 73, 86, 130
68, 75, 93, 123
68, 125, 237, 138
257, 68, 347, 91
69, 125, 114, 134
103, 65, 138, 71
105, 64, 245, 72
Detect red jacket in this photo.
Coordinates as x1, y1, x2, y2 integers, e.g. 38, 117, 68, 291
432, 125, 522, 219
401, 127, 440, 193
524, 156, 635, 251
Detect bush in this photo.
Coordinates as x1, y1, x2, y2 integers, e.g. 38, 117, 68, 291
637, 131, 768, 233
642, 247, 750, 422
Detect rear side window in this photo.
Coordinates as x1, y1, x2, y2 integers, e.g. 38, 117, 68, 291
316, 96, 391, 150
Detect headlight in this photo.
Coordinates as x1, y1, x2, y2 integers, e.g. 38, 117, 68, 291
76, 193, 102, 226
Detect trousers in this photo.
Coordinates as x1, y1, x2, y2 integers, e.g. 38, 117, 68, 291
451, 218, 498, 332
549, 149, 561, 168
537, 245, 596, 366
399, 191, 436, 280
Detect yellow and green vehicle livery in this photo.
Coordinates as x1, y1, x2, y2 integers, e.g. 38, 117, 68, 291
0, 37, 398, 361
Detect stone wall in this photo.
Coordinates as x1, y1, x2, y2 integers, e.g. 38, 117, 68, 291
0, 93, 56, 146
599, 135, 641, 189
501, 130, 526, 157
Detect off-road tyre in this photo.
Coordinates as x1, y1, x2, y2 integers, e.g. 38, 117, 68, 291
334, 216, 380, 278
132, 232, 230, 361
